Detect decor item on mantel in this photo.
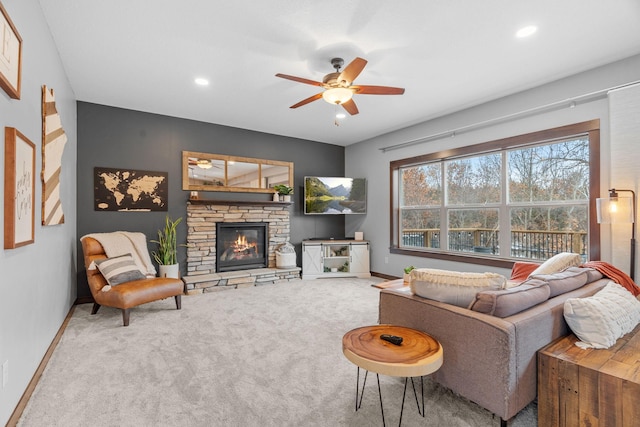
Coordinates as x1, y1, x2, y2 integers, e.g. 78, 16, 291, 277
152, 215, 183, 278
274, 184, 293, 202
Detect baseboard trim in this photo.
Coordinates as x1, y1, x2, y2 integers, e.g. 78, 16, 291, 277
371, 271, 400, 281
6, 304, 76, 427
75, 295, 94, 305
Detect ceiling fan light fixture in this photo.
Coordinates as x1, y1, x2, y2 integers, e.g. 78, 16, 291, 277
322, 87, 353, 105
197, 159, 213, 169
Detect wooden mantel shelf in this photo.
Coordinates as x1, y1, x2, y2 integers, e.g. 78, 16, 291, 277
187, 198, 293, 206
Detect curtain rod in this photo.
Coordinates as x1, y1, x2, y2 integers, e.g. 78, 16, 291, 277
379, 80, 640, 153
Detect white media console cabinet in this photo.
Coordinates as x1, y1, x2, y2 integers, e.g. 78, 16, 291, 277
302, 239, 371, 280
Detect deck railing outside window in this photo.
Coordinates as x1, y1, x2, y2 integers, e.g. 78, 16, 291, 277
401, 228, 587, 260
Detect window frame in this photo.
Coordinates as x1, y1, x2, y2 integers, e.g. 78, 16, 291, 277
389, 120, 601, 269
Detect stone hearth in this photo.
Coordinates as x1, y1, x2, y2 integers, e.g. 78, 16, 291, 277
183, 199, 300, 294
183, 267, 301, 295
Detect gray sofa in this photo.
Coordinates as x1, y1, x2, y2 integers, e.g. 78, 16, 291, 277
378, 275, 609, 425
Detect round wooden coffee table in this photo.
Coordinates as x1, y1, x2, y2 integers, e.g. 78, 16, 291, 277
342, 324, 443, 426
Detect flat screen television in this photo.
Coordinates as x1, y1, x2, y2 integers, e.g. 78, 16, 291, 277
304, 177, 367, 215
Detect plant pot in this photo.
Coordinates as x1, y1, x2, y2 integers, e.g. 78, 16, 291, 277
282, 194, 291, 202
159, 263, 179, 278
403, 273, 411, 283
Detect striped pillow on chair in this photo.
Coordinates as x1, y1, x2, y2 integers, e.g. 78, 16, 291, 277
95, 253, 146, 286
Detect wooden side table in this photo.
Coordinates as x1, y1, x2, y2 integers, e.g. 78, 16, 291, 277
538, 324, 640, 426
371, 278, 407, 290
342, 324, 443, 426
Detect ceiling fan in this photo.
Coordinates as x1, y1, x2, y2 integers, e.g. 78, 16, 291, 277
275, 57, 405, 115
188, 158, 222, 170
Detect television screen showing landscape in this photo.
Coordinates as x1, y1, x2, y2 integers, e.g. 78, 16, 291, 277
304, 177, 366, 214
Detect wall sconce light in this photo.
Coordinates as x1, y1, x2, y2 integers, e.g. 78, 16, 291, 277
596, 188, 636, 280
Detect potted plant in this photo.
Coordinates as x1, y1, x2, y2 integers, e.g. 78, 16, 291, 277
274, 184, 293, 202
403, 265, 415, 283
152, 215, 183, 278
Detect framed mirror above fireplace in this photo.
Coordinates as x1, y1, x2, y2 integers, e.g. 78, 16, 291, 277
182, 151, 294, 194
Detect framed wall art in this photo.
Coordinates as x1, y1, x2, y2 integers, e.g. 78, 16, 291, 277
94, 167, 168, 211
4, 127, 35, 248
0, 1, 22, 99
42, 85, 68, 225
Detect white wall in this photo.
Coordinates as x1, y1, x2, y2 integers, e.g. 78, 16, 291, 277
346, 54, 640, 279
609, 83, 640, 276
0, 0, 77, 424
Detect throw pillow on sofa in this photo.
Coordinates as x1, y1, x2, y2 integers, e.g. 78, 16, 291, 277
564, 281, 640, 349
510, 261, 540, 282
468, 279, 550, 317
528, 252, 582, 277
410, 268, 506, 308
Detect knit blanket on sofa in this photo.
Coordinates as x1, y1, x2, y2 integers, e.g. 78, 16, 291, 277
582, 261, 640, 296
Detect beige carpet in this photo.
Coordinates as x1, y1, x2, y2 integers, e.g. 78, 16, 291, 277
18, 278, 537, 426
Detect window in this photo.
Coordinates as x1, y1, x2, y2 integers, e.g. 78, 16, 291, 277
390, 121, 600, 267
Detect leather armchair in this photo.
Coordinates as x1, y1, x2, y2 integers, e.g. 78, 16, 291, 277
81, 236, 183, 326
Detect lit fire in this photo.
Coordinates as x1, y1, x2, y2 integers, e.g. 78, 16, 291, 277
232, 234, 257, 255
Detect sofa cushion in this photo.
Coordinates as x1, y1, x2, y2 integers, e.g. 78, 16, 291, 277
468, 279, 550, 317
530, 268, 589, 298
410, 268, 506, 308
528, 252, 582, 277
95, 253, 146, 286
564, 281, 640, 349
573, 266, 604, 283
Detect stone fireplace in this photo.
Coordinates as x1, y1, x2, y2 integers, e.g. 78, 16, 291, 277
183, 200, 300, 294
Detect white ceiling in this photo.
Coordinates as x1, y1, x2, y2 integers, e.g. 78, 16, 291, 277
38, 0, 640, 146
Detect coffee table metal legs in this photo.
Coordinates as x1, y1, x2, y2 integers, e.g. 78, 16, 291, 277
356, 368, 368, 410
354, 367, 425, 426
377, 374, 386, 425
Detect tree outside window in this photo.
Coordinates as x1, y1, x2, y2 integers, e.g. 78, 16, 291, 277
394, 126, 595, 263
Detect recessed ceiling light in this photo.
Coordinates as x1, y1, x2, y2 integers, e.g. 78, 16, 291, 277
194, 77, 209, 86
516, 25, 537, 38
335, 113, 346, 119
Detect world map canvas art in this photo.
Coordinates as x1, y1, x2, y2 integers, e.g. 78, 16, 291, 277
94, 167, 168, 211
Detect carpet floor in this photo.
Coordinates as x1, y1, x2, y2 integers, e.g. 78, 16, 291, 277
18, 278, 537, 426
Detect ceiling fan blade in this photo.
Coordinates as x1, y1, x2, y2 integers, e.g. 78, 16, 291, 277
275, 73, 324, 87
341, 99, 359, 115
351, 85, 405, 95
338, 57, 367, 85
290, 93, 323, 109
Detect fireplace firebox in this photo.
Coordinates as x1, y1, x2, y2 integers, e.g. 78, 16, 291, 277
216, 222, 268, 272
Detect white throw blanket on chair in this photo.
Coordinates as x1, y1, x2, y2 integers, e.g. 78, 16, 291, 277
81, 231, 157, 277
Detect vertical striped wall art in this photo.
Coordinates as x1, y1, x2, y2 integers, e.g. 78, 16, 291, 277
41, 85, 68, 225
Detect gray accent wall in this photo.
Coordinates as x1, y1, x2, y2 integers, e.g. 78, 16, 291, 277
77, 102, 346, 298
346, 54, 640, 279
0, 1, 77, 424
